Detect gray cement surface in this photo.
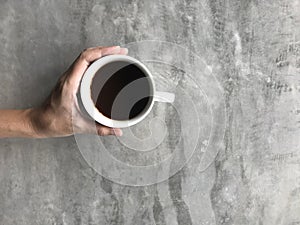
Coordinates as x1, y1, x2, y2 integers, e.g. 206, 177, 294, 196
1, 0, 300, 224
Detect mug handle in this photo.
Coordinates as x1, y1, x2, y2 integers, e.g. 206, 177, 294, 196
154, 91, 175, 103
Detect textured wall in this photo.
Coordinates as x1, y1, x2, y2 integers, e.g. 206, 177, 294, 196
1, 0, 300, 224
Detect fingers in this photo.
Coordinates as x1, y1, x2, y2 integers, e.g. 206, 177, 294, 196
119, 47, 129, 55
74, 115, 123, 136
97, 126, 123, 136
80, 46, 121, 66
69, 46, 128, 86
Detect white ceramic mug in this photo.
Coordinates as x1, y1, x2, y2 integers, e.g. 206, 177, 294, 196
80, 55, 175, 128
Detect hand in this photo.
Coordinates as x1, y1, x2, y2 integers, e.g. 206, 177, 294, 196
0, 46, 127, 138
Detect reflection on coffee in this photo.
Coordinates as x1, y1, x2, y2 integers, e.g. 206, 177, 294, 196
91, 61, 152, 120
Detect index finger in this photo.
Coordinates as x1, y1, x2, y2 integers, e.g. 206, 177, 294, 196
69, 46, 128, 86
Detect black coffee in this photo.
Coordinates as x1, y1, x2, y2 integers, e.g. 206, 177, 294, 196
91, 61, 152, 120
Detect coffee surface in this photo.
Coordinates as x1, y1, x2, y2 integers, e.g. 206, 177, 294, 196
91, 61, 152, 120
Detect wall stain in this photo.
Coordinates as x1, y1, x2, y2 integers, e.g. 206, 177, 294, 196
168, 171, 193, 225
99, 177, 125, 225
153, 187, 167, 225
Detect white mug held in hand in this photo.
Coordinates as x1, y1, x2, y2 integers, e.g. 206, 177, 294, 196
80, 55, 175, 128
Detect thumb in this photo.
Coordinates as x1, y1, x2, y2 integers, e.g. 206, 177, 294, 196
96, 125, 123, 136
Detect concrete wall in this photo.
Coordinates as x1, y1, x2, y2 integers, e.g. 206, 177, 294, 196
1, 0, 300, 224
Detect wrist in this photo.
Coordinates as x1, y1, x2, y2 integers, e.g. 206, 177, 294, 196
26, 107, 55, 138
23, 108, 43, 138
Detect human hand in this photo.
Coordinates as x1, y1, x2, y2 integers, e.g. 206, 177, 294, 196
28, 46, 128, 138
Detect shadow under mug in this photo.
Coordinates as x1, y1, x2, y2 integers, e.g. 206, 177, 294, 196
80, 55, 175, 128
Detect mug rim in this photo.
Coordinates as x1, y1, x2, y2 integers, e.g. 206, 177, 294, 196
80, 54, 155, 128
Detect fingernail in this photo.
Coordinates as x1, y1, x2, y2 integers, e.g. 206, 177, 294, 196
122, 48, 128, 54
113, 129, 123, 136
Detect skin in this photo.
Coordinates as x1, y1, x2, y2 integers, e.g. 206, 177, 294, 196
0, 46, 128, 138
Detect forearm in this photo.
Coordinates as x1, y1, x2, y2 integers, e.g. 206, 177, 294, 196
0, 109, 38, 138
0, 47, 126, 139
